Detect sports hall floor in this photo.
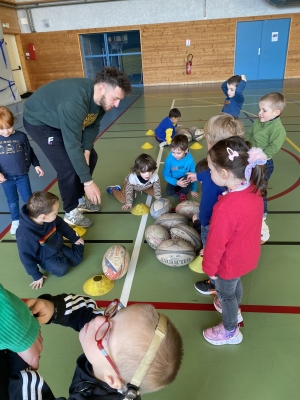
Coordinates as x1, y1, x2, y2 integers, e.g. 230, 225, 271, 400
1, 79, 300, 400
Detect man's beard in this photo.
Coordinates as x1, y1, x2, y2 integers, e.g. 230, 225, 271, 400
100, 94, 111, 112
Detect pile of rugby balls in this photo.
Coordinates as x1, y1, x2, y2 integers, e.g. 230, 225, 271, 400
145, 198, 201, 267
102, 244, 130, 280
175, 126, 204, 143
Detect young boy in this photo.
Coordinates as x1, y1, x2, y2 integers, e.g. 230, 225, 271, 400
16, 191, 84, 289
155, 108, 181, 145
187, 113, 244, 295
221, 74, 247, 118
245, 92, 286, 221
163, 134, 199, 202
19, 292, 184, 399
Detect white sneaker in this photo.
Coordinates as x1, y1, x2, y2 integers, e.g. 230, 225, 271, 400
64, 208, 93, 227
261, 219, 270, 244
10, 220, 19, 235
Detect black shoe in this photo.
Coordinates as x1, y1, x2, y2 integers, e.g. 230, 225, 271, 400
194, 279, 216, 295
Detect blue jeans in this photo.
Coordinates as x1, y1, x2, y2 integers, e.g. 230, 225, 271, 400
1, 174, 32, 221
201, 224, 209, 248
263, 159, 274, 214
215, 276, 243, 331
41, 244, 84, 277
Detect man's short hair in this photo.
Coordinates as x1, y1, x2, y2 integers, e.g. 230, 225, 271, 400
259, 92, 286, 113
170, 134, 188, 151
27, 191, 59, 218
169, 108, 181, 118
204, 113, 244, 147
94, 67, 132, 95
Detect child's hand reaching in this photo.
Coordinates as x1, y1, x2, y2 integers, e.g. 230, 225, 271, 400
186, 172, 197, 182
0, 173, 7, 183
122, 203, 132, 210
26, 297, 55, 324
30, 275, 47, 289
75, 237, 84, 245
191, 191, 200, 198
35, 166, 44, 177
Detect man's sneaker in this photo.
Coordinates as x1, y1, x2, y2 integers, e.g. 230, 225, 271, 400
203, 322, 243, 345
77, 197, 100, 212
261, 219, 270, 244
64, 208, 93, 227
10, 220, 19, 235
179, 193, 188, 202
106, 185, 121, 195
194, 279, 216, 295
213, 297, 243, 323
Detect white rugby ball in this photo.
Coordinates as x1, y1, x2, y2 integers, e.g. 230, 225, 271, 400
145, 224, 170, 250
155, 239, 196, 267
192, 129, 204, 142
175, 201, 199, 220
102, 245, 130, 280
150, 198, 172, 219
155, 213, 188, 231
170, 224, 201, 251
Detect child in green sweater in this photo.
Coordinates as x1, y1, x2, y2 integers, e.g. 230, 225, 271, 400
246, 92, 286, 240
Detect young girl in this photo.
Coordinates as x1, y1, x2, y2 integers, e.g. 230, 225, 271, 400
106, 153, 162, 210
0, 106, 44, 234
201, 136, 267, 345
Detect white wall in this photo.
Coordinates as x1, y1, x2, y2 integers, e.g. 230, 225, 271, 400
17, 0, 300, 33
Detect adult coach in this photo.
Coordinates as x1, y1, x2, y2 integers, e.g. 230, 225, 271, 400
23, 67, 131, 227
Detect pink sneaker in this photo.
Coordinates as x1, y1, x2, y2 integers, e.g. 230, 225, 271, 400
203, 322, 243, 345
213, 297, 243, 323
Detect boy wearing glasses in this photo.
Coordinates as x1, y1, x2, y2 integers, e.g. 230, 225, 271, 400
11, 293, 183, 399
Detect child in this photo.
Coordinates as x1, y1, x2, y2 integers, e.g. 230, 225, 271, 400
16, 191, 84, 289
187, 114, 244, 268
155, 108, 181, 145
22, 292, 184, 399
245, 92, 286, 220
200, 137, 267, 345
221, 74, 247, 117
0, 106, 44, 234
163, 135, 199, 203
107, 154, 162, 210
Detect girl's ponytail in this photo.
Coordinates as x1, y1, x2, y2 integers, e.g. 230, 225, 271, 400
245, 147, 268, 197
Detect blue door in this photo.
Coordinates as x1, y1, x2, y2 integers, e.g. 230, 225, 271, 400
235, 19, 290, 80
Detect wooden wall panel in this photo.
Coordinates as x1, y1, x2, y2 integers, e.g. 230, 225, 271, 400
18, 12, 300, 90
0, 6, 21, 34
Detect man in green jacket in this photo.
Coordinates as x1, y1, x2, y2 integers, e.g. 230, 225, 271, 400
23, 67, 131, 227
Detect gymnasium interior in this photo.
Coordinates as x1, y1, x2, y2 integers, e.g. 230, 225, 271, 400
1, 0, 300, 399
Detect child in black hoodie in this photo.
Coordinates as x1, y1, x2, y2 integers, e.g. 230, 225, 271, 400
16, 191, 84, 289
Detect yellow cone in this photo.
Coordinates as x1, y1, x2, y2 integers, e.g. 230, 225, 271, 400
190, 143, 203, 150
189, 255, 204, 273
141, 142, 153, 149
146, 129, 155, 136
72, 226, 87, 237
83, 274, 114, 296
131, 203, 150, 216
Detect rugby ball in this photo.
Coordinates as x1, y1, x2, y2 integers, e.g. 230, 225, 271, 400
175, 201, 199, 220
175, 128, 192, 142
102, 245, 130, 280
150, 198, 172, 219
170, 224, 201, 251
188, 127, 204, 142
145, 224, 170, 250
155, 239, 196, 267
155, 213, 188, 231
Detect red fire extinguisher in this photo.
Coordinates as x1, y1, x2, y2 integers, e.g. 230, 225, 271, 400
186, 54, 193, 75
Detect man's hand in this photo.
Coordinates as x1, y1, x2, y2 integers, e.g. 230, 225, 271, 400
30, 276, 47, 289
17, 331, 43, 370
26, 298, 55, 324
84, 182, 101, 205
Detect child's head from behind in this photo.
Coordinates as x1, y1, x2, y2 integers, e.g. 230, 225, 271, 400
208, 136, 267, 196
169, 108, 181, 125
226, 75, 241, 98
204, 113, 244, 149
131, 154, 157, 181
258, 92, 285, 123
27, 191, 59, 223
195, 158, 209, 173
79, 302, 183, 394
0, 106, 16, 137
170, 134, 188, 160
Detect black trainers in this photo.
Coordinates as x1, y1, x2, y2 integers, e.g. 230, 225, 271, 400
194, 279, 216, 295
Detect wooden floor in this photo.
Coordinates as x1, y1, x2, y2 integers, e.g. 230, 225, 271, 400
1, 79, 300, 400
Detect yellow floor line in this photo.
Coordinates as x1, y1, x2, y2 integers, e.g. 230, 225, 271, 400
286, 136, 300, 153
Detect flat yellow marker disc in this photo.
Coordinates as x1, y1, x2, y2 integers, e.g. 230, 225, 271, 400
131, 203, 150, 216
189, 255, 204, 273
141, 142, 153, 149
190, 143, 203, 150
146, 129, 155, 136
83, 274, 114, 296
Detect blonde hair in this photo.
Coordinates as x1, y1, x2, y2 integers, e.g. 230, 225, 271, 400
259, 92, 286, 113
116, 304, 183, 394
204, 113, 244, 146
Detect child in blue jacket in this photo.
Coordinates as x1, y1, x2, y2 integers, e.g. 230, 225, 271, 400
221, 74, 247, 118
